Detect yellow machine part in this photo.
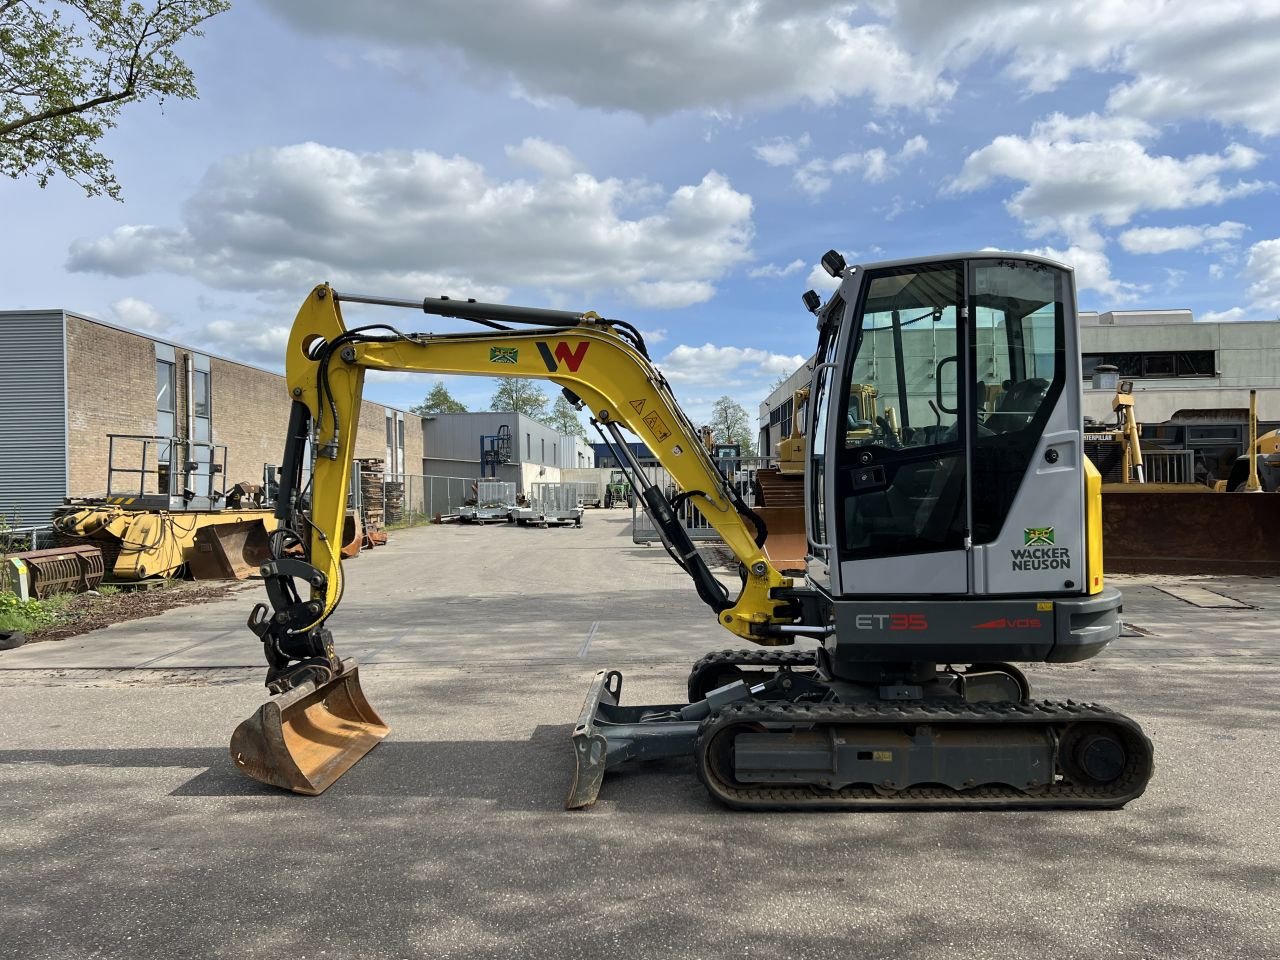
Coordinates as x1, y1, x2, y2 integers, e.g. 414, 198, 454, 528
230, 660, 388, 795
57, 506, 278, 579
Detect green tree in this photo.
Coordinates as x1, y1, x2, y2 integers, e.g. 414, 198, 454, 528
410, 380, 466, 415
1, 0, 230, 199
546, 394, 587, 437
489, 376, 548, 419
708, 395, 757, 455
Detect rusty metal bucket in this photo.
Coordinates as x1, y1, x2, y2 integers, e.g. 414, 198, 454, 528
229, 659, 389, 795
7, 544, 105, 597
756, 506, 808, 574
189, 520, 273, 580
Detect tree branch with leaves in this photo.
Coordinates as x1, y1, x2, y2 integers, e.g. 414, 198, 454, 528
410, 380, 466, 416
489, 377, 549, 420
1, 0, 230, 199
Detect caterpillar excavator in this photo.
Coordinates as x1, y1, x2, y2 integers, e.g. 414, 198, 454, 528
231, 251, 1154, 809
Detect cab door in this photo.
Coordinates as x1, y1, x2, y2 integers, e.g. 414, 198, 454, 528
810, 261, 971, 597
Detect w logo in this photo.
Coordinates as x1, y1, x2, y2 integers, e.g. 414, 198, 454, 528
536, 340, 589, 373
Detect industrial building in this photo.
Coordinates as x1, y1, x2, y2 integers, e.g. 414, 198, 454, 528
0, 309, 424, 525
758, 309, 1280, 461
420, 412, 590, 492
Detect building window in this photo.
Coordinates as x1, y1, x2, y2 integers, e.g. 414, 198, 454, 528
526, 433, 531, 459
156, 360, 175, 412
192, 370, 210, 418
541, 438, 546, 462
1082, 351, 1214, 380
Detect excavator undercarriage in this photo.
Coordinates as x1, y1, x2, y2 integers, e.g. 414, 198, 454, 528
231, 251, 1155, 811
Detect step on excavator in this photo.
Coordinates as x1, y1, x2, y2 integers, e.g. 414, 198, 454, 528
231, 251, 1155, 808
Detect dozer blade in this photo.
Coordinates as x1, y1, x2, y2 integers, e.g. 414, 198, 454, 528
230, 659, 389, 795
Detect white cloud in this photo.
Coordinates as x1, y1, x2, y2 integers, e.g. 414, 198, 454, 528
638, 327, 667, 344
899, 135, 929, 159
748, 258, 806, 279
1246, 238, 1280, 313
893, 1, 1280, 135
263, 0, 955, 118
201, 315, 291, 369
1117, 221, 1247, 254
505, 137, 579, 177
68, 141, 754, 310
949, 113, 1268, 234
625, 280, 716, 308
754, 134, 810, 167
807, 263, 842, 292
110, 297, 171, 334
657, 342, 807, 386
1209, 263, 1225, 280
1199, 307, 1247, 323
792, 137, 928, 197
1025, 230, 1146, 302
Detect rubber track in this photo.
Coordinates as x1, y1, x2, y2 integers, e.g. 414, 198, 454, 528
689, 648, 819, 673
695, 698, 1154, 810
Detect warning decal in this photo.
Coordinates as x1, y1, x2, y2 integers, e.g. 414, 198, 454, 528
642, 410, 671, 442
629, 399, 646, 414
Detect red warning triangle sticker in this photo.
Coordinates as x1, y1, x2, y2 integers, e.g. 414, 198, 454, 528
629, 399, 646, 414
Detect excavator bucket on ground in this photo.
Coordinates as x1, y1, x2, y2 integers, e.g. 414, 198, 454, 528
189, 519, 274, 580
229, 659, 389, 795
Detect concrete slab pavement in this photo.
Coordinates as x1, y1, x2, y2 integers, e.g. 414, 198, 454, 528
1, 512, 1277, 959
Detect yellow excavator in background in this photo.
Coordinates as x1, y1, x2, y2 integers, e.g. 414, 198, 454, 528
231, 251, 1154, 809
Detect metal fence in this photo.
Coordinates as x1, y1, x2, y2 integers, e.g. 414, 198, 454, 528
1142, 449, 1196, 484
355, 474, 481, 527
0, 523, 54, 553
631, 456, 775, 545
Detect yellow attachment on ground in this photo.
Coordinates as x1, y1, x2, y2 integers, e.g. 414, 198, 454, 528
54, 506, 277, 579
230, 660, 388, 795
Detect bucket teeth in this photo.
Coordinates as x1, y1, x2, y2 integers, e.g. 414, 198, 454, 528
230, 659, 389, 795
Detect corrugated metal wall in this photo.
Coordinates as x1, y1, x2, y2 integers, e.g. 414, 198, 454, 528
0, 311, 67, 524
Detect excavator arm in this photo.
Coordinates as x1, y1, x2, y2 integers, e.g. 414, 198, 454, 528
250, 284, 802, 697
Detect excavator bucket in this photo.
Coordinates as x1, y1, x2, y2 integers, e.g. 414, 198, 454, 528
754, 467, 808, 575
189, 519, 274, 580
229, 659, 389, 795
756, 506, 808, 575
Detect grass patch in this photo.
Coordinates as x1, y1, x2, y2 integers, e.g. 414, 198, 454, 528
0, 592, 60, 634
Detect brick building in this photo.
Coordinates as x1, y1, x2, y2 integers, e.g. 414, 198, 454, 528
0, 309, 423, 524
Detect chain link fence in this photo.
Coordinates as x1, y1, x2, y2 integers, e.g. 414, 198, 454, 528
356, 474, 479, 528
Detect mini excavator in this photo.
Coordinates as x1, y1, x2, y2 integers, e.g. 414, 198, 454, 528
231, 251, 1154, 809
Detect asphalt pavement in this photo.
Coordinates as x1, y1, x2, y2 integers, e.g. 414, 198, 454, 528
1, 512, 1277, 960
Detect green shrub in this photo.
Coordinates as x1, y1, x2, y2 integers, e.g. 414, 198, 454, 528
0, 592, 60, 634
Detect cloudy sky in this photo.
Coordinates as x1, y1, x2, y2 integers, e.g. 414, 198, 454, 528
6, 0, 1280, 424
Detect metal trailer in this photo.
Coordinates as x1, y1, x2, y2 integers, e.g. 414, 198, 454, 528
531, 482, 585, 527
459, 480, 517, 524
560, 468, 608, 507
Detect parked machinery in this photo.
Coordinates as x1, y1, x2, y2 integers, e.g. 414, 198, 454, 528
52, 435, 276, 580
231, 252, 1153, 809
